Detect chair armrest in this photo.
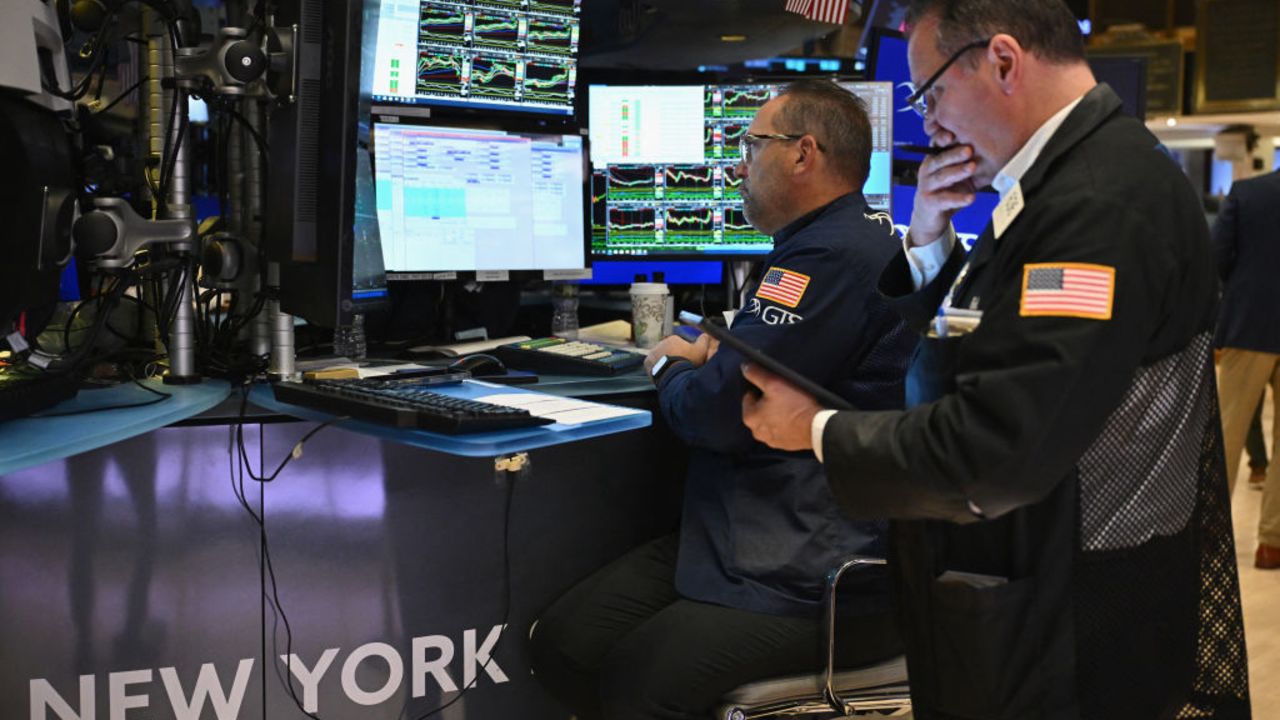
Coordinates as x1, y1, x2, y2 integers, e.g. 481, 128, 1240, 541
821, 555, 887, 711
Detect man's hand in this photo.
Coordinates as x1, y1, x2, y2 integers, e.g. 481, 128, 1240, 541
644, 333, 714, 374
908, 131, 977, 247
741, 362, 823, 451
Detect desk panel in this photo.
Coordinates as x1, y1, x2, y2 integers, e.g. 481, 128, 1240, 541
0, 412, 683, 719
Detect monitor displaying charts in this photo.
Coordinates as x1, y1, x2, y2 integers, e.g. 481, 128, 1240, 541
368, 0, 580, 116
372, 120, 587, 273
587, 81, 893, 258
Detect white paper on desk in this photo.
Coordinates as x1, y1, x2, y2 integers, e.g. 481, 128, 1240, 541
476, 393, 642, 427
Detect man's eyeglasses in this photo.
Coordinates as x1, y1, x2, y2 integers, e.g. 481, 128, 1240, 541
739, 132, 806, 164
904, 38, 991, 118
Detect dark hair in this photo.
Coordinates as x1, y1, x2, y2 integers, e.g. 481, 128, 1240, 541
906, 0, 1086, 64
773, 79, 871, 187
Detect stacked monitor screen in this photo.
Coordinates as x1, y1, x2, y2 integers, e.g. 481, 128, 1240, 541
367, 0, 580, 116
867, 29, 931, 158
587, 81, 893, 258
360, 0, 588, 276
372, 120, 587, 274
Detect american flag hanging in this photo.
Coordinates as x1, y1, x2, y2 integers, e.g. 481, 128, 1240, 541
784, 0, 850, 25
1019, 263, 1115, 320
756, 267, 811, 308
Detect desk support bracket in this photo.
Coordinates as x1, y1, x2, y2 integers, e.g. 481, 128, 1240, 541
494, 452, 530, 474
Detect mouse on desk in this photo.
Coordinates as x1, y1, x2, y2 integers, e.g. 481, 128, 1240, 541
448, 353, 507, 376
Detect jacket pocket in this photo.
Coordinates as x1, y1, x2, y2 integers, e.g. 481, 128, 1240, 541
926, 573, 1044, 719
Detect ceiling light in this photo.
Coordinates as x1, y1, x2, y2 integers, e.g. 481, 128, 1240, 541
720, 34, 747, 42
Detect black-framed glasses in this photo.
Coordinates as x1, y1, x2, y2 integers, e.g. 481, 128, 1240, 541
904, 38, 991, 117
739, 132, 805, 164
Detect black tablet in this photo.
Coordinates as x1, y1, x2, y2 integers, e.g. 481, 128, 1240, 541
679, 311, 855, 411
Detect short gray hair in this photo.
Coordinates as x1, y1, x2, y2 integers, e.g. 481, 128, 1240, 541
906, 0, 1086, 64
773, 79, 871, 188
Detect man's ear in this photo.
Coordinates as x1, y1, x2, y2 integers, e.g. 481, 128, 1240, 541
988, 33, 1023, 94
794, 135, 821, 175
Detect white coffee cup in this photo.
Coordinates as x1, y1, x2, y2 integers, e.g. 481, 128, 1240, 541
630, 282, 670, 349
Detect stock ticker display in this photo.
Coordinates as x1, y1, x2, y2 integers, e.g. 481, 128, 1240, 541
370, 0, 580, 115
587, 82, 893, 257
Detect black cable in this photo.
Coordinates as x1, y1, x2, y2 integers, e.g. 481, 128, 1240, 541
406, 467, 517, 720
96, 75, 149, 115
259, 455, 267, 720
236, 413, 346, 484
157, 87, 188, 209
224, 106, 270, 156
51, 269, 133, 370
43, 17, 118, 101
91, 60, 110, 103
31, 380, 171, 417
228, 386, 328, 720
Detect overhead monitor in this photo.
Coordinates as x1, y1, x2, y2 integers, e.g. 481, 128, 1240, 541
1086, 55, 1148, 119
366, 0, 580, 116
372, 119, 588, 274
587, 81, 893, 258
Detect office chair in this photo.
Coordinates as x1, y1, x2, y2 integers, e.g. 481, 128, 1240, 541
713, 557, 912, 719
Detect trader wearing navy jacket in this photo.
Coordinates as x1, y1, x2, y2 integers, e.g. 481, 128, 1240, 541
1214, 168, 1280, 566
528, 80, 913, 720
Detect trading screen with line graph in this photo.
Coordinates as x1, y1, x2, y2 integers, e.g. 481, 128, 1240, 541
587, 81, 894, 257
369, 0, 579, 115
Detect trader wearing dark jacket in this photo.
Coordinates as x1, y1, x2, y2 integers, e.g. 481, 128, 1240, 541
742, 2, 1249, 718
1214, 168, 1280, 566
529, 80, 913, 720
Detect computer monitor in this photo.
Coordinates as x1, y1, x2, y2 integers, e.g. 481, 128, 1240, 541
1086, 55, 1148, 119
365, 0, 580, 116
867, 28, 932, 159
586, 81, 893, 259
371, 118, 588, 274
890, 183, 1000, 244
0, 93, 76, 342
265, 0, 389, 329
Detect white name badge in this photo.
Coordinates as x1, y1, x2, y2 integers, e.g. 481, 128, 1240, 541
992, 181, 1025, 239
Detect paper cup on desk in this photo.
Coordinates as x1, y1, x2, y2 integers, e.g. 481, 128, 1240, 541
630, 283, 669, 349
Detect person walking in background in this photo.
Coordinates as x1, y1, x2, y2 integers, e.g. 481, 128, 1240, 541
1213, 166, 1280, 567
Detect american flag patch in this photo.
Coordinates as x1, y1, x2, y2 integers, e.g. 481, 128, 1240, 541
1020, 263, 1115, 320
756, 267, 811, 308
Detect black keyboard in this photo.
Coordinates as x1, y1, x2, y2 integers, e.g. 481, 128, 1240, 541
0, 367, 80, 423
271, 376, 554, 434
492, 337, 644, 376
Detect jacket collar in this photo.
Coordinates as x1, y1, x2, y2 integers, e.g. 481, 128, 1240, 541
1013, 83, 1123, 199
962, 84, 1124, 279
773, 191, 866, 246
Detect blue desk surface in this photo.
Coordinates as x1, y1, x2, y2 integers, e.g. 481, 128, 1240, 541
0, 379, 232, 477
249, 379, 651, 458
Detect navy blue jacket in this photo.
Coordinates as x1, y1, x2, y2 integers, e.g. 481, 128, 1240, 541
1213, 169, 1280, 353
657, 192, 915, 617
